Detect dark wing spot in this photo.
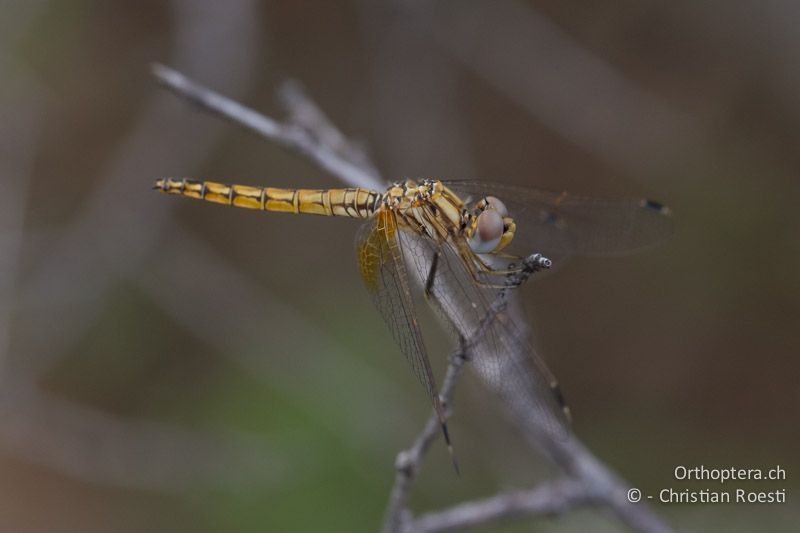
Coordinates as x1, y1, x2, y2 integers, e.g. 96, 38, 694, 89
540, 210, 563, 227
642, 199, 671, 215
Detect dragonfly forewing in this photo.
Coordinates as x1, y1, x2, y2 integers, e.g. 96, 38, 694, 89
444, 180, 672, 261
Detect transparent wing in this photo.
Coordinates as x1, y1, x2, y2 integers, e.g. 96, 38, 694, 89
398, 228, 570, 441
355, 210, 440, 408
443, 180, 673, 260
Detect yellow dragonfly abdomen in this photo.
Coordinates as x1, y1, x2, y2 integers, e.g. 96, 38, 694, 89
154, 178, 380, 219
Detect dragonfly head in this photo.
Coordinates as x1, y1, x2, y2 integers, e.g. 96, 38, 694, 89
466, 196, 516, 254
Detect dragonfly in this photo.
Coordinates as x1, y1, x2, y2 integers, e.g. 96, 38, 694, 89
154, 177, 672, 460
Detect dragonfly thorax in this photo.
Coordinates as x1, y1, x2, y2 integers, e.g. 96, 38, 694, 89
379, 180, 517, 255
381, 179, 441, 207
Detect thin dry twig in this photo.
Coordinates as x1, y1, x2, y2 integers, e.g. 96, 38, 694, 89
153, 66, 673, 533
277, 80, 382, 179
411, 478, 594, 532
151, 63, 382, 190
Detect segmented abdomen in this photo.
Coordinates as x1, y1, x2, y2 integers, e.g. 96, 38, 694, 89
155, 178, 380, 219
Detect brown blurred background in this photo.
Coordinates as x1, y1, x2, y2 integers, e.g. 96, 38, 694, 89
1, 1, 798, 531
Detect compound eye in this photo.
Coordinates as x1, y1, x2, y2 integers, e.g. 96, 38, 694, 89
485, 196, 508, 218
468, 208, 504, 253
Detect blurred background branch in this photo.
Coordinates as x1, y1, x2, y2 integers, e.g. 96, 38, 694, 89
2, 0, 277, 497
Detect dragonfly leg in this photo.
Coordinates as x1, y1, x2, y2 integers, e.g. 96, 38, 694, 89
456, 254, 520, 290
443, 242, 521, 289
450, 334, 474, 363
473, 256, 525, 276
473, 252, 551, 277
424, 250, 440, 298
463, 247, 552, 289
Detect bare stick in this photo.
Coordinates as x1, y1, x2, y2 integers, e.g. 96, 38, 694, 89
411, 478, 594, 532
151, 63, 382, 190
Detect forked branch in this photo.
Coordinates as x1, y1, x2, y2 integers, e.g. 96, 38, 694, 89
151, 63, 381, 190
